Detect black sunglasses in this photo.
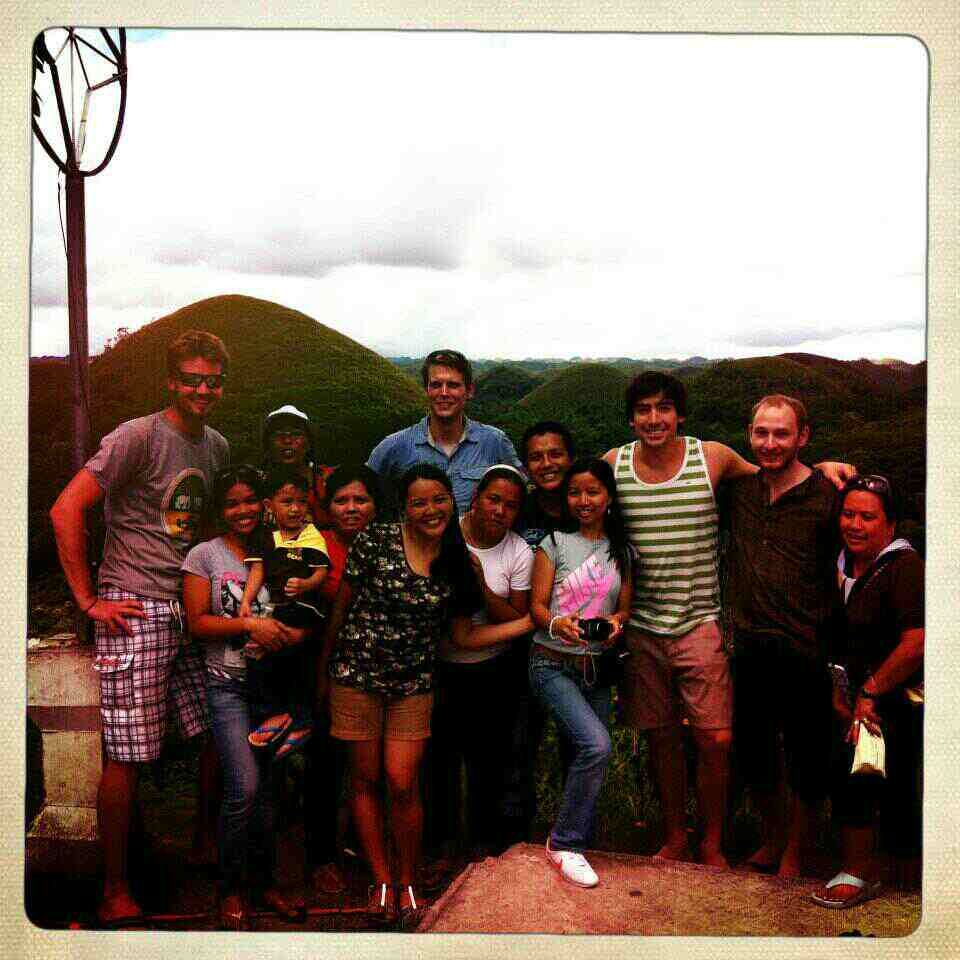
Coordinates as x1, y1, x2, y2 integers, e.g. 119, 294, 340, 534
425, 350, 467, 366
843, 474, 892, 496
176, 371, 226, 390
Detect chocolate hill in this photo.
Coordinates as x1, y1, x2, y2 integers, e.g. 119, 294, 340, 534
29, 295, 425, 566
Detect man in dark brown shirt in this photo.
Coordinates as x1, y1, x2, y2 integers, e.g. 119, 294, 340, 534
723, 394, 840, 878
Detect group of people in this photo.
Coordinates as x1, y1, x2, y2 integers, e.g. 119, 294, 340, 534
48, 334, 924, 929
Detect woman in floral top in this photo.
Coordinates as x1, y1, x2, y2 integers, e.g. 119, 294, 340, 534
318, 463, 530, 923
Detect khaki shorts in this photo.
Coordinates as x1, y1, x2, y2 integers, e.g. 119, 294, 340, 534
619, 620, 732, 731
329, 681, 433, 741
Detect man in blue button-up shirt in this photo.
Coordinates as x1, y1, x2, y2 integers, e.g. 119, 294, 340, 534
367, 349, 523, 514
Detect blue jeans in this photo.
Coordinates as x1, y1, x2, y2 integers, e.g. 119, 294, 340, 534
203, 672, 277, 897
529, 649, 612, 852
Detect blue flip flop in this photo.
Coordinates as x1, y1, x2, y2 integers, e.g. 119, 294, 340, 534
274, 726, 313, 762
248, 713, 293, 749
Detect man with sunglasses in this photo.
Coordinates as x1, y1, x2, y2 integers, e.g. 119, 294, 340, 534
50, 329, 230, 925
367, 349, 522, 514
722, 394, 842, 878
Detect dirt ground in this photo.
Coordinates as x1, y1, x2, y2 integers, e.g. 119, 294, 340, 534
25, 819, 920, 937
25, 815, 473, 933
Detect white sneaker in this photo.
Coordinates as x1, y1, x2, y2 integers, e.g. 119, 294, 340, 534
546, 837, 599, 887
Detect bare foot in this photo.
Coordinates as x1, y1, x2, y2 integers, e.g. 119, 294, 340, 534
778, 845, 802, 878
97, 890, 143, 926
745, 843, 781, 873
700, 847, 730, 869
652, 841, 693, 863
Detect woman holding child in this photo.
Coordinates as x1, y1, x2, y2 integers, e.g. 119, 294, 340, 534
319, 463, 532, 922
528, 458, 633, 889
182, 464, 308, 929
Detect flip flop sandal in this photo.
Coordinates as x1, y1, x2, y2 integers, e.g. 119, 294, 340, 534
366, 882, 396, 923
217, 895, 249, 931
310, 862, 348, 896
397, 885, 424, 930
811, 872, 882, 909
274, 726, 313, 762
248, 714, 293, 748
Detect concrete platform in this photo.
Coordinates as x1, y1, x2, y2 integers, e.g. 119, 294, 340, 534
417, 843, 921, 937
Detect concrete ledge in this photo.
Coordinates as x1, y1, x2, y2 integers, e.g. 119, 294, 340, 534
27, 805, 101, 874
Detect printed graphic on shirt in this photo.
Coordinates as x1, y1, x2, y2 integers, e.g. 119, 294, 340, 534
555, 554, 614, 620
220, 571, 266, 619
161, 469, 207, 543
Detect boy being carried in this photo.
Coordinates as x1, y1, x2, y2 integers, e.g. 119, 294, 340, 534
240, 466, 330, 759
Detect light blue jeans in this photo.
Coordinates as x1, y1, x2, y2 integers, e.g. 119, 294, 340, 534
203, 672, 277, 898
528, 649, 612, 852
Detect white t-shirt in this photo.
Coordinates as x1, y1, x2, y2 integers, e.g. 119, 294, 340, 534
439, 527, 534, 665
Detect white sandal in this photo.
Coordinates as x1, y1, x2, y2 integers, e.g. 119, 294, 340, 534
811, 871, 881, 909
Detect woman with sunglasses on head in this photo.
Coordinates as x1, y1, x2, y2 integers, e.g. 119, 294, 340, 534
320, 463, 533, 922
181, 465, 309, 929
811, 475, 924, 910
431, 464, 535, 861
528, 458, 633, 888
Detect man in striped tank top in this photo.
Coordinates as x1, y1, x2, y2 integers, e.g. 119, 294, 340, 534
605, 372, 853, 870
604, 371, 778, 870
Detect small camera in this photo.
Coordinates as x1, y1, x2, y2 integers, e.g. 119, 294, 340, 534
578, 618, 612, 644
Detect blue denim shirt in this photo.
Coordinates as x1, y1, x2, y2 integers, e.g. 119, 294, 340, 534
367, 415, 523, 514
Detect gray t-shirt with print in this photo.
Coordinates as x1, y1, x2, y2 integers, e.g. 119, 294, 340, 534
86, 412, 229, 600
181, 536, 270, 674
533, 531, 624, 655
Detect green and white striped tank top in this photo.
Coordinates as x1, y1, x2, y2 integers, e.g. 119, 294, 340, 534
614, 436, 720, 636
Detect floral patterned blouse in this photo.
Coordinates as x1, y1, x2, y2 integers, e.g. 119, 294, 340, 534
329, 522, 460, 696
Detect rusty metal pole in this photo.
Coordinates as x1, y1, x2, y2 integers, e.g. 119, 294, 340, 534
64, 167, 91, 474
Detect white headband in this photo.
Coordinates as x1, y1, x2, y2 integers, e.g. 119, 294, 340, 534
480, 463, 527, 484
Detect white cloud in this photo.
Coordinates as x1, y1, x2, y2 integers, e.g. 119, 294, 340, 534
30, 31, 927, 363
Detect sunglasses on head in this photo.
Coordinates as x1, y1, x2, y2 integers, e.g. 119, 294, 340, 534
843, 474, 892, 496
426, 350, 467, 366
176, 371, 225, 390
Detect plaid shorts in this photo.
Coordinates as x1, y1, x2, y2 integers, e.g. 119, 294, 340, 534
94, 588, 210, 762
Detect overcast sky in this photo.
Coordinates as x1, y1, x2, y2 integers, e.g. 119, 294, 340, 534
30, 30, 928, 362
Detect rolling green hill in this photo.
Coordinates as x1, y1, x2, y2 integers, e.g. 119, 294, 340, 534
29, 304, 927, 573
29, 295, 426, 568
493, 362, 633, 458
470, 363, 543, 420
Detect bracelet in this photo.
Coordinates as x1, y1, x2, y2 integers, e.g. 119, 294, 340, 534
548, 616, 562, 640
81, 597, 97, 614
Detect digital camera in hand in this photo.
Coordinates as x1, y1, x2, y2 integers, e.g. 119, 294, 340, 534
578, 618, 612, 644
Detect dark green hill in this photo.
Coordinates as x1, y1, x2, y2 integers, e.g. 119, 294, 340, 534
492, 362, 632, 458
471, 363, 542, 420
677, 355, 926, 550
685, 354, 901, 446
29, 294, 425, 568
